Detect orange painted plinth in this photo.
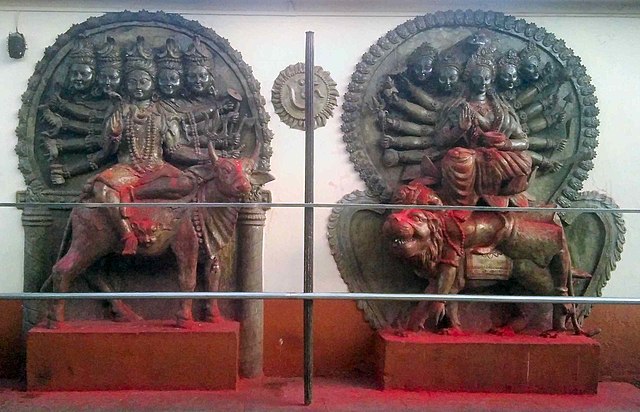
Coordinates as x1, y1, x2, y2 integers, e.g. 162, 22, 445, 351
27, 320, 239, 391
376, 331, 599, 394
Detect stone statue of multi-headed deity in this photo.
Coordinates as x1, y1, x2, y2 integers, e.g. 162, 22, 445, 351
329, 10, 624, 336
16, 12, 273, 328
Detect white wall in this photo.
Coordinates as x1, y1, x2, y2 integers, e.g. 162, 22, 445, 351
0, 4, 638, 297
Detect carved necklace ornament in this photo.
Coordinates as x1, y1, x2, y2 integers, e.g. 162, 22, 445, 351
271, 62, 339, 130
328, 10, 624, 333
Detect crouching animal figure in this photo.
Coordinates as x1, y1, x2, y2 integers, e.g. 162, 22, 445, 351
382, 204, 582, 335
45, 149, 258, 329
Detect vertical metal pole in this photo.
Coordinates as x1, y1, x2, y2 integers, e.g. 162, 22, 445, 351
303, 31, 315, 406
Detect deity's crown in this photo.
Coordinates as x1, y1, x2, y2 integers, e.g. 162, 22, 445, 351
183, 36, 213, 72
519, 41, 542, 65
435, 52, 463, 74
407, 42, 438, 67
124, 36, 155, 76
156, 38, 183, 71
95, 36, 121, 69
67, 35, 95, 67
464, 48, 496, 79
497, 49, 520, 71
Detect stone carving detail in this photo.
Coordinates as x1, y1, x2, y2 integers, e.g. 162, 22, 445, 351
328, 10, 624, 334
16, 11, 273, 326
271, 63, 339, 130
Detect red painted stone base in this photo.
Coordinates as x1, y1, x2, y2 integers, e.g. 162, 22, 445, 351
27, 320, 239, 391
376, 331, 600, 394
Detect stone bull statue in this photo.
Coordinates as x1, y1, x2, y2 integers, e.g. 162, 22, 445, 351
43, 145, 268, 329
382, 184, 588, 336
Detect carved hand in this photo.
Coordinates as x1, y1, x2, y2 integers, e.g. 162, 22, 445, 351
108, 111, 123, 139
555, 138, 568, 152
380, 135, 393, 149
458, 103, 473, 131
540, 158, 563, 173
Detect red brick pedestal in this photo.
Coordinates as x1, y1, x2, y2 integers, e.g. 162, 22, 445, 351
376, 331, 600, 394
27, 320, 239, 391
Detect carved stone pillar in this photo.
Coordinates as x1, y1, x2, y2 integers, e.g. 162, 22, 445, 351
236, 207, 266, 378
20, 206, 54, 330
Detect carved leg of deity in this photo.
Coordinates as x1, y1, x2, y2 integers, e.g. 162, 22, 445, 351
440, 148, 479, 206
203, 256, 223, 323
131, 175, 196, 201
171, 220, 199, 329
93, 181, 138, 255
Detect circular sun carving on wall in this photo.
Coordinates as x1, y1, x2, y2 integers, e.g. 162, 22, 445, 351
271, 62, 339, 130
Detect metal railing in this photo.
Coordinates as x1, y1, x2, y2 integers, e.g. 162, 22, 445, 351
2, 292, 639, 305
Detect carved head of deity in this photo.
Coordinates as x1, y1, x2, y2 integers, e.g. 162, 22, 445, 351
123, 36, 156, 101
496, 49, 520, 91
156, 38, 183, 98
95, 36, 122, 96
158, 69, 182, 97
434, 53, 462, 94
464, 52, 496, 98
406, 42, 437, 85
184, 37, 216, 97
126, 70, 154, 101
65, 36, 96, 95
518, 42, 542, 84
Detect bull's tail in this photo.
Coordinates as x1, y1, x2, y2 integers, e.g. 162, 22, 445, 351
39, 215, 73, 292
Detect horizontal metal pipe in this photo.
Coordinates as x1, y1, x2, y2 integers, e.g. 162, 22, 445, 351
1, 292, 639, 305
3, 201, 635, 214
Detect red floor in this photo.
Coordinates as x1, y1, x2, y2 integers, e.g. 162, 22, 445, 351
0, 378, 639, 411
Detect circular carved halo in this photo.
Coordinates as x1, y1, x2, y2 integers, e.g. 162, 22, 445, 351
16, 10, 274, 201
341, 9, 599, 206
271, 62, 339, 130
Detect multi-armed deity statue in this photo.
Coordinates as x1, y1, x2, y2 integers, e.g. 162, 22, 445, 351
329, 10, 624, 335
16, 12, 273, 327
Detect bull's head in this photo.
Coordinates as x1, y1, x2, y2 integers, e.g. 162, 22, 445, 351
382, 209, 444, 270
207, 141, 274, 199
212, 156, 254, 199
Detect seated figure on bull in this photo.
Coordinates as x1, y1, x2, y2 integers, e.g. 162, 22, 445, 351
87, 36, 211, 255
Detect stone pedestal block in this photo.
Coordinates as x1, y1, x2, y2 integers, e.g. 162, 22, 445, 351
27, 320, 239, 391
376, 331, 599, 394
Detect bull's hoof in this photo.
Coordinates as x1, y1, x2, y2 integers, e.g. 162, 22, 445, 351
438, 327, 467, 337
540, 329, 562, 338
176, 318, 197, 329
205, 314, 225, 323
393, 329, 410, 338
112, 305, 144, 323
46, 318, 66, 329
489, 326, 516, 337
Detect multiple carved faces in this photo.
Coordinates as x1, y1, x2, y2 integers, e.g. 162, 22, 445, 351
60, 36, 219, 102
403, 38, 548, 99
